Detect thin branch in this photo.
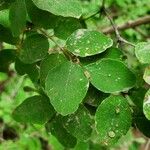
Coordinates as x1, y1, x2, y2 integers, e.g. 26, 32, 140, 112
84, 10, 100, 20
103, 8, 135, 47
102, 15, 150, 34
144, 139, 150, 150
39, 29, 80, 63
101, 0, 105, 8
39, 29, 71, 58
83, 0, 105, 20
39, 29, 63, 50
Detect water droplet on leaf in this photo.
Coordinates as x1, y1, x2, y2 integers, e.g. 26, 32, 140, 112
115, 107, 120, 114
108, 74, 111, 77
116, 124, 119, 127
108, 131, 115, 138
117, 77, 121, 80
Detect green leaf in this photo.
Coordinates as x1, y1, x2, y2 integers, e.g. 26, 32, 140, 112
32, 0, 82, 18
15, 58, 39, 83
49, 135, 64, 150
63, 106, 93, 141
46, 115, 77, 148
26, 0, 59, 29
89, 142, 106, 150
0, 9, 10, 28
79, 47, 124, 67
135, 42, 150, 64
143, 66, 150, 85
9, 0, 26, 37
66, 29, 113, 57
102, 47, 124, 61
12, 95, 55, 124
0, 0, 15, 10
0, 72, 8, 82
54, 17, 82, 40
19, 34, 49, 64
95, 95, 132, 146
85, 58, 136, 93
130, 88, 147, 110
0, 49, 16, 72
73, 142, 89, 150
134, 111, 150, 138
83, 85, 109, 107
45, 61, 89, 115
0, 24, 19, 44
143, 89, 150, 120
40, 53, 67, 86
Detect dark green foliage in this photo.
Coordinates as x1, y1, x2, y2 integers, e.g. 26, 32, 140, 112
66, 29, 113, 57
19, 33, 49, 64
0, 0, 150, 149
0, 0, 15, 10
95, 95, 132, 146
63, 105, 94, 141
45, 60, 89, 115
12, 95, 55, 124
46, 115, 77, 148
40, 53, 67, 86
0, 49, 16, 72
26, 0, 59, 29
85, 58, 136, 93
0, 25, 18, 44
9, 0, 26, 36
15, 58, 39, 83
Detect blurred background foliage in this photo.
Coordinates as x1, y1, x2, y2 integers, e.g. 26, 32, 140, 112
0, 0, 150, 149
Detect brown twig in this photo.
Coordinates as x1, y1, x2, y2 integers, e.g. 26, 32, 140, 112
144, 139, 150, 150
103, 8, 135, 47
102, 15, 150, 34
134, 27, 150, 39
39, 29, 81, 64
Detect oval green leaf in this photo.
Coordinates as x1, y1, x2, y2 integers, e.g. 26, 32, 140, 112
9, 0, 26, 37
46, 115, 77, 148
12, 95, 55, 124
19, 34, 49, 64
32, 0, 82, 18
63, 106, 93, 141
143, 66, 150, 85
0, 9, 10, 28
54, 17, 82, 40
95, 95, 132, 146
66, 29, 113, 57
135, 42, 150, 64
85, 58, 136, 93
134, 111, 150, 138
15, 58, 39, 83
143, 89, 150, 120
40, 53, 67, 86
83, 85, 109, 107
45, 61, 89, 115
102, 47, 124, 61
26, 0, 59, 29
